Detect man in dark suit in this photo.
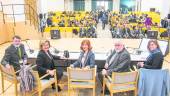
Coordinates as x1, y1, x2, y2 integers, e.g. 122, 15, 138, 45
1, 36, 28, 71
98, 41, 131, 93
102, 41, 131, 76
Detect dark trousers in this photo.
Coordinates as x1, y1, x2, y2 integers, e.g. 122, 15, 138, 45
56, 67, 63, 80
102, 22, 106, 30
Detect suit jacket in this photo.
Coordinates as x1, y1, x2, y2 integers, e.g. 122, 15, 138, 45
144, 51, 163, 69
106, 48, 131, 75
73, 51, 95, 68
1, 44, 27, 71
36, 50, 60, 77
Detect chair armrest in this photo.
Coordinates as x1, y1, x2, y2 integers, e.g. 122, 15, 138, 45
40, 69, 56, 80
40, 73, 50, 80
106, 75, 112, 82
15, 64, 37, 74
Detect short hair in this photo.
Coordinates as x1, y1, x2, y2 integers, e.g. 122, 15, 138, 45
147, 39, 160, 51
80, 39, 92, 51
13, 35, 21, 40
39, 40, 51, 50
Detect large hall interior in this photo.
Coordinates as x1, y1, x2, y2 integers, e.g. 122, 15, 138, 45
0, 0, 170, 96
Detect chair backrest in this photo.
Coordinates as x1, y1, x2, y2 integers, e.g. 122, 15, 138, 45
67, 67, 96, 82
30, 71, 40, 88
0, 64, 17, 82
112, 71, 138, 84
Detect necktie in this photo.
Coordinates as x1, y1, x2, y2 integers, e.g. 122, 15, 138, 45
17, 47, 22, 59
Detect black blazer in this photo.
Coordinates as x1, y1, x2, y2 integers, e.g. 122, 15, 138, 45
1, 44, 27, 71
144, 51, 164, 69
106, 49, 131, 75
36, 50, 60, 77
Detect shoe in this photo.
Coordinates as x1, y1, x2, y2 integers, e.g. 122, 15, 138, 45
101, 89, 110, 95
57, 85, 62, 92
52, 84, 56, 90
52, 85, 62, 92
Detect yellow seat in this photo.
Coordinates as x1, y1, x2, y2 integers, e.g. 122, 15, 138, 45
65, 27, 73, 33
44, 27, 51, 32
59, 27, 65, 32
67, 67, 96, 96
103, 71, 138, 96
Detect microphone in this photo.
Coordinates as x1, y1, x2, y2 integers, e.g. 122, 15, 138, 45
25, 40, 34, 54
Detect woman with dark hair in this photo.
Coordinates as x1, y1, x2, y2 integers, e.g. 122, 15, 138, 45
138, 39, 164, 69
70, 39, 95, 68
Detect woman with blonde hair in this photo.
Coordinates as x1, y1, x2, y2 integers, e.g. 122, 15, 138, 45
36, 40, 63, 91
70, 39, 95, 68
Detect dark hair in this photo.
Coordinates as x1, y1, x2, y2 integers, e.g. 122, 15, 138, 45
13, 35, 21, 40
147, 39, 160, 51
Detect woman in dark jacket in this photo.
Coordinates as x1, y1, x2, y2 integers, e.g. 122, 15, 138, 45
70, 39, 95, 69
36, 40, 63, 90
138, 39, 164, 69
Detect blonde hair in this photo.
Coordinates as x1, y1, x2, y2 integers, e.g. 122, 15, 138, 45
39, 40, 51, 50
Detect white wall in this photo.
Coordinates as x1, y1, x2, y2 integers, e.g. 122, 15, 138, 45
0, 0, 25, 21
161, 0, 170, 18
141, 0, 162, 12
141, 0, 170, 18
85, 0, 91, 11
64, 0, 73, 11
38, 0, 65, 13
113, 0, 120, 12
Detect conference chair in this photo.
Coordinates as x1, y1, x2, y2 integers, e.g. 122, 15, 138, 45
67, 66, 96, 96
0, 64, 20, 96
103, 71, 138, 96
29, 69, 58, 96
138, 69, 170, 96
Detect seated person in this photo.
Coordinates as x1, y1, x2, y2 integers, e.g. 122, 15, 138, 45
98, 41, 131, 91
1, 35, 27, 71
138, 39, 163, 69
36, 40, 63, 91
58, 19, 65, 27
70, 39, 95, 68
47, 17, 53, 27
102, 41, 131, 76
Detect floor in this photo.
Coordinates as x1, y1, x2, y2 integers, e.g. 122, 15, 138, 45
96, 20, 112, 38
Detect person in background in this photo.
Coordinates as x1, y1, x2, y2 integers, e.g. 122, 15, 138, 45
138, 39, 163, 69
1, 35, 27, 71
70, 39, 95, 68
145, 16, 152, 28
101, 12, 107, 30
47, 17, 53, 27
36, 40, 63, 91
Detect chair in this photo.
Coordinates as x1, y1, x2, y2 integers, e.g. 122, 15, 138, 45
29, 69, 58, 96
138, 69, 170, 96
67, 67, 96, 96
0, 64, 19, 96
103, 71, 138, 96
